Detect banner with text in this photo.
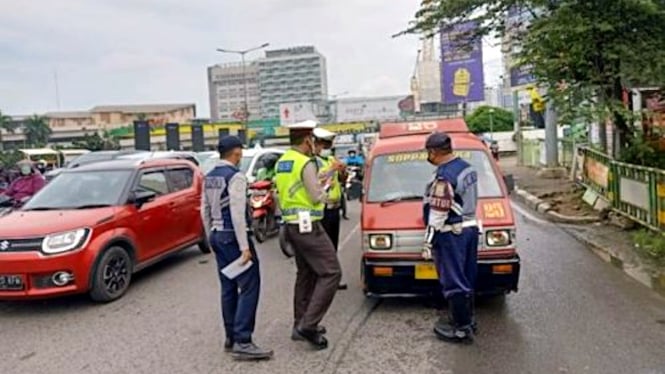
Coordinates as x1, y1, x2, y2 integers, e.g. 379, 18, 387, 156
440, 21, 485, 104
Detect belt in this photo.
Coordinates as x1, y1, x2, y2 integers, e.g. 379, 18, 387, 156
440, 219, 478, 232
326, 202, 341, 209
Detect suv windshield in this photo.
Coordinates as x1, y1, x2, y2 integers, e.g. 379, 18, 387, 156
24, 170, 132, 210
366, 150, 502, 203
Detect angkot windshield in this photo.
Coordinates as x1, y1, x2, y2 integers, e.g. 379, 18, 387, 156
366, 150, 503, 203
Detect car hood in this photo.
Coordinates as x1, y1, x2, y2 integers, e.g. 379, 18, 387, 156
0, 207, 117, 237
362, 198, 514, 230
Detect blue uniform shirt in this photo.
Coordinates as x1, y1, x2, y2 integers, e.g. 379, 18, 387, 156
423, 157, 478, 228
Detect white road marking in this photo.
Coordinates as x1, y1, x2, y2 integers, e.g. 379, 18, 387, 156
338, 223, 360, 253
511, 201, 552, 225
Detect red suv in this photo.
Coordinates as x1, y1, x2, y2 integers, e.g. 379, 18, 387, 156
0, 158, 209, 302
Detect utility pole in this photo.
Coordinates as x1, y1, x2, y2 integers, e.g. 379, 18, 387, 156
489, 108, 495, 140
513, 90, 522, 165
216, 43, 270, 145
545, 97, 558, 168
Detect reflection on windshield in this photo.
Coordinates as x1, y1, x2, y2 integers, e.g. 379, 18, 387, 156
24, 170, 132, 210
366, 150, 502, 203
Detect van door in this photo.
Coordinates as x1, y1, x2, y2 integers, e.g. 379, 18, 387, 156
133, 169, 173, 260
165, 166, 200, 247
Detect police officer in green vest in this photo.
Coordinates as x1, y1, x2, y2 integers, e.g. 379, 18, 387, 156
312, 127, 348, 290
274, 120, 342, 351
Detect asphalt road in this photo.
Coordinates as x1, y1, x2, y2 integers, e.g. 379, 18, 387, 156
2, 201, 665, 374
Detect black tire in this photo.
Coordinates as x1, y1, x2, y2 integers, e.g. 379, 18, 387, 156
197, 230, 211, 254
90, 246, 133, 302
279, 225, 294, 258
253, 217, 267, 243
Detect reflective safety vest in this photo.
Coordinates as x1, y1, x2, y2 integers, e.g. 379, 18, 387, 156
317, 155, 342, 203
274, 149, 325, 223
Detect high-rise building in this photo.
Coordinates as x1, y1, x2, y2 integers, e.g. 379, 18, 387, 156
207, 62, 261, 122
257, 46, 328, 119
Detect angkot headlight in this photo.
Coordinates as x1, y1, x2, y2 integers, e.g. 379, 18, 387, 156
485, 230, 512, 247
369, 234, 392, 250
42, 228, 91, 255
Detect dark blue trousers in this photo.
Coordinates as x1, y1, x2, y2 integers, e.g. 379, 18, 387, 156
432, 227, 479, 299
210, 230, 261, 344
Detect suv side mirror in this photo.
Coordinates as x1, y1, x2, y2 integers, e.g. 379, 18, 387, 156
128, 190, 156, 208
503, 174, 515, 194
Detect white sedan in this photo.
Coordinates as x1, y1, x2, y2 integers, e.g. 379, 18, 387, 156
198, 145, 285, 183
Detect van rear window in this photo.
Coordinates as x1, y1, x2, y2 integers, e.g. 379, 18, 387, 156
366, 150, 502, 203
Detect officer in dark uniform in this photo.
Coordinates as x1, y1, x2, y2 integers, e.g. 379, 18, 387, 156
423, 131, 479, 344
203, 135, 273, 360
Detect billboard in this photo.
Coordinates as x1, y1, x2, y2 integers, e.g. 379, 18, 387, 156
335, 96, 404, 123
280, 102, 317, 125
441, 21, 485, 104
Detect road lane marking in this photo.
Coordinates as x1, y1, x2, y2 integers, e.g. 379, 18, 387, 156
511, 201, 552, 225
338, 223, 360, 253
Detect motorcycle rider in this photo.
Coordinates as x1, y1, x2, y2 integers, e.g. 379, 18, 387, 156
3, 160, 45, 204
344, 150, 364, 167
254, 153, 282, 224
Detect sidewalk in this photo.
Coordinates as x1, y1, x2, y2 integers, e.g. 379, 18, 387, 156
499, 156, 665, 297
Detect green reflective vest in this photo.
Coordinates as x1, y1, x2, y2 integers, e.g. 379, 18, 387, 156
275, 149, 324, 223
317, 155, 342, 203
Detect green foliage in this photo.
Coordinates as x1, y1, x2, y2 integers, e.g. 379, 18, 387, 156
400, 0, 665, 147
72, 131, 120, 151
0, 110, 17, 151
618, 134, 665, 169
24, 115, 52, 147
0, 149, 24, 167
465, 106, 514, 133
633, 229, 665, 268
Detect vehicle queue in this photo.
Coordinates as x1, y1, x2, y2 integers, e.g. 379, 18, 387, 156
0, 117, 520, 357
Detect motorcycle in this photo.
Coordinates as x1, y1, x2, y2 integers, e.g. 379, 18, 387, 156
248, 180, 279, 243
345, 166, 363, 201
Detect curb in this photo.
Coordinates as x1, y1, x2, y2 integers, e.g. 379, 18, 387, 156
513, 186, 601, 224
563, 228, 665, 298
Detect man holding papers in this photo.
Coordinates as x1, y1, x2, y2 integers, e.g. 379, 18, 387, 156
203, 135, 273, 361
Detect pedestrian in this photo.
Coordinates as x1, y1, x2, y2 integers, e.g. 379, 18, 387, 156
274, 120, 342, 350
202, 135, 273, 361
312, 127, 348, 290
423, 131, 479, 344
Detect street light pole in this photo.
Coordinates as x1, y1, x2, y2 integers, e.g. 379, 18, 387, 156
489, 108, 495, 140
216, 43, 270, 145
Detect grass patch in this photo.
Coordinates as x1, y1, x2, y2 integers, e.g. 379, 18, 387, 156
632, 229, 665, 268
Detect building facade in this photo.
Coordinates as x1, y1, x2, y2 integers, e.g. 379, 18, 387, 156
208, 62, 261, 122
258, 46, 328, 119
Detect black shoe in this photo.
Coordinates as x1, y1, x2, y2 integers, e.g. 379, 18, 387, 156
433, 294, 474, 344
433, 323, 474, 344
342, 215, 349, 220
294, 328, 328, 350
231, 342, 274, 361
337, 283, 348, 290
291, 326, 326, 340
224, 338, 234, 352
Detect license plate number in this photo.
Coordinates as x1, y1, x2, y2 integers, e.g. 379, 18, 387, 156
0, 275, 24, 290
414, 263, 438, 280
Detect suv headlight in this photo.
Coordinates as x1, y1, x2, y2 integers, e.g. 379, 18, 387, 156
42, 228, 91, 255
369, 234, 392, 250
486, 230, 511, 247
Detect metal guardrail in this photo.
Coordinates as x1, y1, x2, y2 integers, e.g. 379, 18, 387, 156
518, 137, 576, 169
578, 146, 665, 232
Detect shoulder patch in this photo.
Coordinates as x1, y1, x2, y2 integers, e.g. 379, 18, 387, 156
277, 160, 294, 173
462, 171, 478, 189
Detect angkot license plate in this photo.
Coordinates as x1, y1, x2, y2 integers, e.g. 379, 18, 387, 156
0, 275, 24, 290
414, 263, 438, 280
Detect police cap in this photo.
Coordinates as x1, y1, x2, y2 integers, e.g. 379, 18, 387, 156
217, 135, 243, 154
313, 127, 336, 142
425, 132, 452, 151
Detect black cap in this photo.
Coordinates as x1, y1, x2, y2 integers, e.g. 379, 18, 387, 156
217, 135, 243, 154
425, 132, 452, 151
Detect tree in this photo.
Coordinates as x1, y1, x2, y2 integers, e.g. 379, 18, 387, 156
465, 106, 514, 133
23, 115, 52, 147
0, 110, 17, 151
72, 131, 120, 151
401, 0, 665, 153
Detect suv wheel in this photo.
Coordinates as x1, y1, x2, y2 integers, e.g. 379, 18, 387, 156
90, 246, 133, 302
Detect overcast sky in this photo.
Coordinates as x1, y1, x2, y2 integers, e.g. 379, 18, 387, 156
0, 0, 502, 117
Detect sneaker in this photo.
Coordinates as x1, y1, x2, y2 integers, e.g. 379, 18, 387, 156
337, 283, 348, 290
231, 342, 274, 361
293, 328, 328, 350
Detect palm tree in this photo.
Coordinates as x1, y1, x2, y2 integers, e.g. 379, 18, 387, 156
24, 115, 52, 147
0, 110, 17, 151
